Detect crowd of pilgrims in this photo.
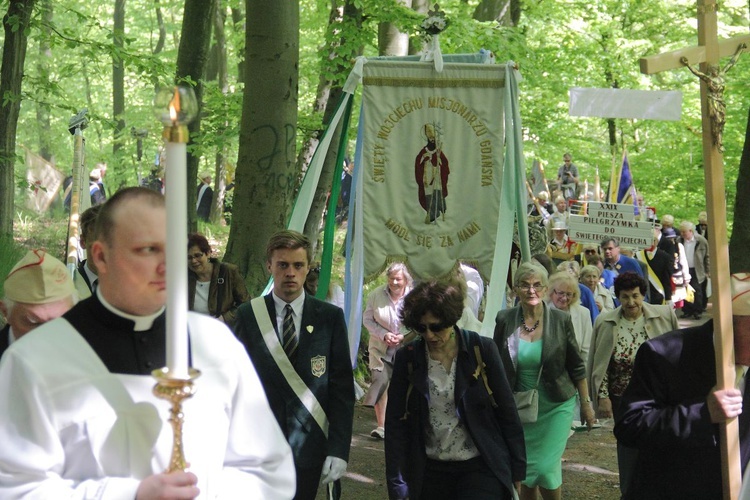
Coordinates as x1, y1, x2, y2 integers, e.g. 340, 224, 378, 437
0, 176, 733, 500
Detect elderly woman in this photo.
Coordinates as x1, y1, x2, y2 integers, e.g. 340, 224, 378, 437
187, 233, 249, 329
495, 262, 595, 500
363, 262, 413, 440
386, 281, 525, 500
588, 271, 678, 498
546, 272, 592, 362
580, 264, 615, 313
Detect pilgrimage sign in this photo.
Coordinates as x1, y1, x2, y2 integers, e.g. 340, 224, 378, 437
639, 1, 750, 496
568, 202, 654, 249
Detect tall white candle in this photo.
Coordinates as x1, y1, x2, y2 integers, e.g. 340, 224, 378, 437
165, 138, 189, 379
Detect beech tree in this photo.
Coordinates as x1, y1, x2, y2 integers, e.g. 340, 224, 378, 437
224, 0, 300, 293
0, 0, 36, 239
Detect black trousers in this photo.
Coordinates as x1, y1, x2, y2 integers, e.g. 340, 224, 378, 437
419, 456, 511, 500
682, 268, 704, 315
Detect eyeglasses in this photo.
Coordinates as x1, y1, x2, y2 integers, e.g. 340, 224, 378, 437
310, 267, 321, 274
584, 249, 597, 255
553, 289, 574, 299
412, 322, 450, 334
518, 283, 544, 292
188, 252, 204, 260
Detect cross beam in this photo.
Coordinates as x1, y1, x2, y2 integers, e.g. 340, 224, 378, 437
638, 1, 745, 498
640, 33, 750, 74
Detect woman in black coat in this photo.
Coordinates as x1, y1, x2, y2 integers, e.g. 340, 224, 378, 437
385, 280, 525, 500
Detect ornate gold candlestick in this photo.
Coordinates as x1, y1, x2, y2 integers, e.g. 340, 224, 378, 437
152, 367, 201, 472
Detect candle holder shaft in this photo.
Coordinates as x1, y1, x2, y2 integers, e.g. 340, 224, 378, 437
152, 368, 201, 473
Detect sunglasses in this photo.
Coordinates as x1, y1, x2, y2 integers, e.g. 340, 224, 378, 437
412, 322, 449, 334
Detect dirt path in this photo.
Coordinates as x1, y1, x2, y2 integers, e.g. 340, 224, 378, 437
326, 405, 620, 500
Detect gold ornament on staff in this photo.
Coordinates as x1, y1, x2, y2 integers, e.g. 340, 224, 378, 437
152, 84, 199, 473
152, 368, 202, 472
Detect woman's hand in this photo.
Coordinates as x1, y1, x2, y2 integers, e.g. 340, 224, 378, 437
581, 400, 596, 431
597, 397, 613, 418
384, 332, 403, 347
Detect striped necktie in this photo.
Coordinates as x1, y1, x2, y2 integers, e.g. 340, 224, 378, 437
283, 304, 298, 362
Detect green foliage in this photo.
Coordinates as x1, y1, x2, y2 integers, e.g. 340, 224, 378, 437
5, 0, 750, 246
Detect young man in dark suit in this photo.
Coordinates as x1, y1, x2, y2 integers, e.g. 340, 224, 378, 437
235, 230, 354, 500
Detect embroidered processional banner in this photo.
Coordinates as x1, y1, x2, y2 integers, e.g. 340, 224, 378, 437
361, 61, 505, 280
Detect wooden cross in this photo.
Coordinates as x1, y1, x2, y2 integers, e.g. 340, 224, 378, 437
640, 2, 750, 498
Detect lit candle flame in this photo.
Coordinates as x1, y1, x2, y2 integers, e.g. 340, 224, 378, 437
168, 87, 181, 123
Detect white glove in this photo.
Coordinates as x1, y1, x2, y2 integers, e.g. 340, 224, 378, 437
320, 456, 347, 484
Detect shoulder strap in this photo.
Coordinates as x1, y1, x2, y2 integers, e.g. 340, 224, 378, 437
250, 297, 329, 438
401, 359, 415, 421
472, 342, 498, 409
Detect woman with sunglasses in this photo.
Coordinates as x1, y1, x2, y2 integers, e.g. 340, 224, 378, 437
587, 271, 677, 498
187, 233, 249, 330
494, 262, 595, 500
385, 280, 525, 500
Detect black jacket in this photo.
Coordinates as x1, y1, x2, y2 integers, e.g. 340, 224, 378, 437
385, 328, 525, 499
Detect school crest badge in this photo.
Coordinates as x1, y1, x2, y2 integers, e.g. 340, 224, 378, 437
311, 355, 326, 378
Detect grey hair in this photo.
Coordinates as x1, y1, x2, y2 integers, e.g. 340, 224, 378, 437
680, 220, 695, 232
386, 262, 413, 286
514, 262, 549, 289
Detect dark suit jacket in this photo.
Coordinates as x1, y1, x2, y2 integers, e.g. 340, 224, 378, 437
0, 324, 9, 358
385, 329, 525, 500
234, 293, 354, 469
494, 304, 586, 402
645, 247, 674, 304
614, 320, 747, 499
77, 261, 95, 293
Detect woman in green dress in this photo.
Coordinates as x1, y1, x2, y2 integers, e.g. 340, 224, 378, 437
494, 262, 596, 500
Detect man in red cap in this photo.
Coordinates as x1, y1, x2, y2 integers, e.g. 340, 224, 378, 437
614, 273, 750, 499
0, 250, 76, 357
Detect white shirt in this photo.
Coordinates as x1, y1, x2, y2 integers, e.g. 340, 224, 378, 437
272, 291, 305, 342
194, 280, 211, 314
683, 236, 697, 267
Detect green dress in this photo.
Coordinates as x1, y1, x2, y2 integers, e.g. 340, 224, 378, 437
516, 336, 575, 489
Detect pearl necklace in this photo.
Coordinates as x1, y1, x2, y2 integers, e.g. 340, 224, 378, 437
521, 316, 540, 333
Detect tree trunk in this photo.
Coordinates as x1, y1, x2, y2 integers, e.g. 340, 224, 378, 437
113, 0, 126, 162
37, 0, 53, 162
729, 106, 750, 272
378, 0, 411, 56
473, 0, 521, 25
0, 0, 36, 239
175, 0, 216, 233
224, 0, 299, 294
230, 7, 245, 82
409, 0, 429, 55
298, 0, 363, 255
209, 0, 228, 225
153, 0, 166, 55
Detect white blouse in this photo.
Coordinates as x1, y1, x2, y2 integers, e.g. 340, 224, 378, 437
424, 352, 480, 461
